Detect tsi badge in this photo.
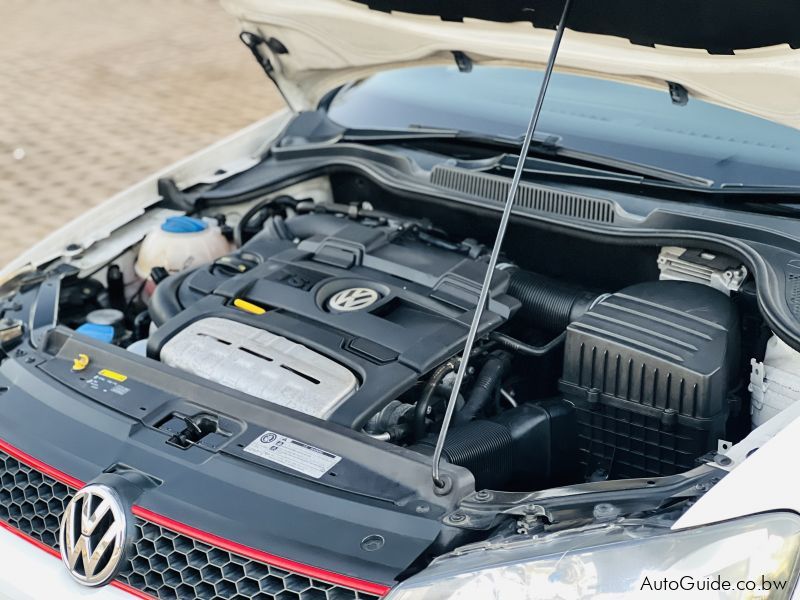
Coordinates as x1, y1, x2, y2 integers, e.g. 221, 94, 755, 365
59, 484, 128, 587
328, 287, 380, 312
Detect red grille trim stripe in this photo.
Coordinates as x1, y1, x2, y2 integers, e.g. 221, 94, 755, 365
111, 581, 156, 600
0, 438, 85, 489
0, 438, 391, 597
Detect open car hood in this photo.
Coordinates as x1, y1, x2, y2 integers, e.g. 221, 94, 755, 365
221, 0, 800, 129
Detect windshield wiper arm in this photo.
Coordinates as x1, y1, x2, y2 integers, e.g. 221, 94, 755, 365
340, 124, 535, 149
718, 182, 800, 195
549, 146, 714, 188
342, 124, 712, 189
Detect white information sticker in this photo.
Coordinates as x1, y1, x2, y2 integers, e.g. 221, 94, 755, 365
243, 431, 341, 479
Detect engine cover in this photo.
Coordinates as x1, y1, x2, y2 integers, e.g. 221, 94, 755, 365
160, 318, 358, 418
148, 214, 518, 428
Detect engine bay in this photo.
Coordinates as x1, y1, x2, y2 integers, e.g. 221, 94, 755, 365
44, 172, 772, 496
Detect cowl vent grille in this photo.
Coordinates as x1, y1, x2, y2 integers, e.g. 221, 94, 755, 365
430, 165, 616, 224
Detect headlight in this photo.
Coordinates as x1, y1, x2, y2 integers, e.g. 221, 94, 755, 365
386, 512, 800, 600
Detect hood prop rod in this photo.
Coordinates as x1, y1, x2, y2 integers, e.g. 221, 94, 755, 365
431, 0, 573, 492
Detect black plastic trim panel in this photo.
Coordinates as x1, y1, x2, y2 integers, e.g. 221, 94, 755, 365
0, 344, 465, 588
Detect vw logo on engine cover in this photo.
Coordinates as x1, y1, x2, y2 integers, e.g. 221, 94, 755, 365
328, 287, 380, 312
59, 484, 128, 587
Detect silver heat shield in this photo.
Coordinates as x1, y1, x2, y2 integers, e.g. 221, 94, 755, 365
160, 318, 358, 418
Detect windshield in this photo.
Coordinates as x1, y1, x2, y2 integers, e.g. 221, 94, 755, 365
326, 66, 800, 188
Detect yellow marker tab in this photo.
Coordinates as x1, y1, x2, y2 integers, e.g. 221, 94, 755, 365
233, 298, 266, 315
98, 369, 127, 383
72, 353, 90, 371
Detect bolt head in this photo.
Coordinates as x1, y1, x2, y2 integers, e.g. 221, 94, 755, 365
360, 534, 385, 552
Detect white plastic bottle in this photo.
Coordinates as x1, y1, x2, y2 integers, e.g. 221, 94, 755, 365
134, 216, 233, 281
133, 216, 233, 296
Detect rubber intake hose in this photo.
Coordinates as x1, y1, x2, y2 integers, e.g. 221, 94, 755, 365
508, 269, 602, 332
148, 268, 193, 327
456, 351, 512, 424
411, 419, 514, 490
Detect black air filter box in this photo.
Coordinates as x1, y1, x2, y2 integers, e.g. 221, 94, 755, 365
560, 281, 739, 479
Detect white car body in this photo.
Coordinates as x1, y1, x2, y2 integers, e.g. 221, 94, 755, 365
222, 0, 800, 128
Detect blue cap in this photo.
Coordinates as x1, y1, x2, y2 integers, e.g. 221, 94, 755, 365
76, 323, 115, 344
161, 216, 208, 234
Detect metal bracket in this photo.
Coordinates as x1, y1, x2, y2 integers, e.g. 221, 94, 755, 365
443, 466, 723, 530
445, 500, 552, 531
658, 246, 747, 295
239, 31, 275, 75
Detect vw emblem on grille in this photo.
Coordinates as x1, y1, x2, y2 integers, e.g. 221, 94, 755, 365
59, 484, 128, 587
328, 287, 380, 312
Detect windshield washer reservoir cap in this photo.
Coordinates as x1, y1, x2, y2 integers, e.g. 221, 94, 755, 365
161, 216, 208, 234
76, 323, 115, 344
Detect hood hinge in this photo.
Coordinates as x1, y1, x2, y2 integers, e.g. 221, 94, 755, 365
240, 31, 276, 76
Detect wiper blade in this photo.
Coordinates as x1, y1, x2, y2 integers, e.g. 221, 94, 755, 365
718, 182, 800, 195
550, 146, 713, 188
342, 125, 712, 189
340, 124, 532, 148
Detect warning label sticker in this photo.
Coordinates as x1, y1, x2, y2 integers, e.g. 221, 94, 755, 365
243, 431, 341, 479
85, 371, 130, 397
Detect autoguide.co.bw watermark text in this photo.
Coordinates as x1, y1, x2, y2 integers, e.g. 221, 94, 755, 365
640, 574, 789, 593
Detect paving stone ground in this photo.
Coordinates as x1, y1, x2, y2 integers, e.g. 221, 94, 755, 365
0, 0, 284, 265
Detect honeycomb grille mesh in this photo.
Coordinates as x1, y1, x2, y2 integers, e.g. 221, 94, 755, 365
0, 450, 381, 600
0, 450, 74, 549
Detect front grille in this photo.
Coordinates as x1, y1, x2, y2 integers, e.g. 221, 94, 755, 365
0, 450, 75, 548
117, 519, 380, 600
0, 449, 382, 600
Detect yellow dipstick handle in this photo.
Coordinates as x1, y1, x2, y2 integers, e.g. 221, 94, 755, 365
72, 353, 90, 371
